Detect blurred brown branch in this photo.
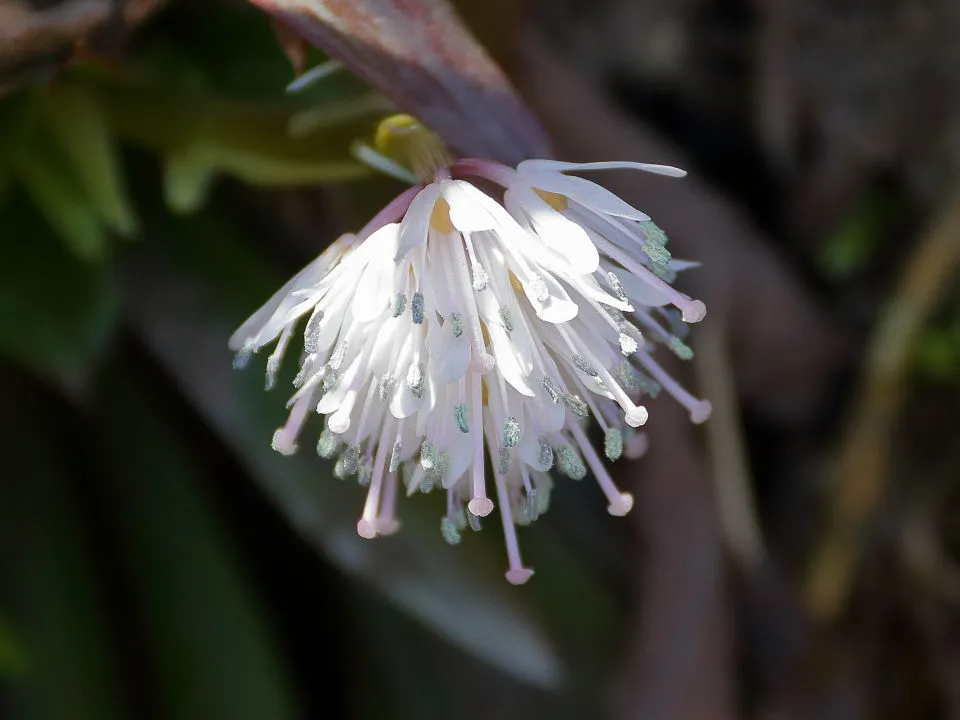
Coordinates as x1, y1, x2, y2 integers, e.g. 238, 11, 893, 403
250, 0, 550, 164
0, 0, 163, 60
806, 188, 960, 623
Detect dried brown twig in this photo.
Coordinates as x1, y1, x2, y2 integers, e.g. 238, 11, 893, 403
806, 188, 960, 623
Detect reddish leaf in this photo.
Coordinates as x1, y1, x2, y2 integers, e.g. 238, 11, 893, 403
249, 0, 551, 164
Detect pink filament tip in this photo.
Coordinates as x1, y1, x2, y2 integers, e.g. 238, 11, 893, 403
681, 299, 707, 324
505, 567, 535, 585
607, 492, 635, 517
377, 518, 401, 536
356, 519, 378, 539
468, 497, 495, 517
690, 400, 713, 424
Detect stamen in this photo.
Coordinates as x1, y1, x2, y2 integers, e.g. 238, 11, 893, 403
634, 352, 712, 424
502, 417, 521, 448
411, 292, 425, 324
233, 339, 257, 370
316, 428, 341, 458
270, 388, 315, 456
604, 428, 623, 461
441, 516, 462, 545
468, 374, 493, 516
377, 471, 401, 536
493, 471, 534, 585
454, 403, 469, 433
304, 307, 325, 353
569, 423, 634, 516
537, 436, 554, 469
555, 444, 587, 480
499, 307, 514, 332
265, 326, 294, 390
406, 361, 425, 399
392, 293, 407, 317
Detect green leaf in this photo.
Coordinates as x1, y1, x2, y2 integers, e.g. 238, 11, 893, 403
92, 365, 300, 720
38, 81, 137, 236
0, 190, 119, 372
124, 202, 562, 690
0, 387, 124, 720
92, 79, 371, 205
10, 132, 108, 261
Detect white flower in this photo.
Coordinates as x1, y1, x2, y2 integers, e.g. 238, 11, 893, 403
231, 121, 710, 584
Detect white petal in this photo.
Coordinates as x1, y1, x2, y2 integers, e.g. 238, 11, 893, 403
442, 180, 501, 231
521, 171, 649, 221
505, 186, 599, 272
487, 323, 536, 397
517, 159, 687, 178
442, 430, 473, 489
395, 184, 441, 260
430, 323, 471, 386
229, 248, 336, 350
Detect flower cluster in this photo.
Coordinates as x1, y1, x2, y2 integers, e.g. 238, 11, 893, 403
231, 116, 709, 584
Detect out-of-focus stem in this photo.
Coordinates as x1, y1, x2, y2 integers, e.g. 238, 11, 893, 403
806, 188, 960, 622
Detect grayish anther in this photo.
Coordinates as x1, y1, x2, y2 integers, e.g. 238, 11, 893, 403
440, 516, 462, 545
392, 293, 407, 318
573, 353, 599, 378
525, 490, 540, 523
537, 436, 554, 469
406, 361, 425, 399
292, 357, 316, 388
606, 271, 629, 303
389, 439, 402, 473
540, 376, 561, 404
342, 444, 361, 475
562, 393, 590, 418
357, 458, 372, 487
265, 354, 281, 391
617, 362, 640, 391
472, 265, 489, 291
605, 428, 623, 461
304, 307, 324, 352
411, 292, 425, 324
321, 369, 340, 393
669, 336, 694, 360
316, 429, 340, 459
377, 375, 395, 402
502, 417, 521, 447
233, 339, 256, 370
467, 510, 482, 532
333, 456, 349, 480
449, 312, 463, 338
635, 373, 662, 398
499, 307, 514, 332
329, 341, 348, 370
556, 446, 587, 480
454, 403, 469, 433
619, 332, 638, 356
420, 441, 439, 470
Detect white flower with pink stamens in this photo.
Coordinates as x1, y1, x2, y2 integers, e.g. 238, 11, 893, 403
230, 115, 710, 584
